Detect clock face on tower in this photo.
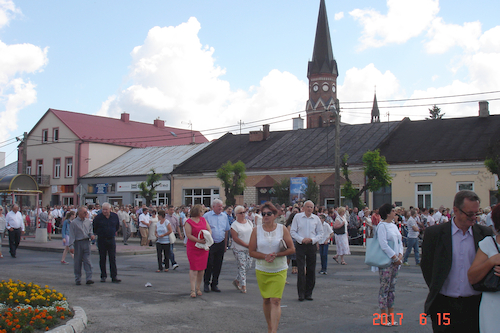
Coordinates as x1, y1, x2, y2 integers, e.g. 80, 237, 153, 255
332, 84, 336, 93
322, 83, 329, 92
312, 84, 319, 92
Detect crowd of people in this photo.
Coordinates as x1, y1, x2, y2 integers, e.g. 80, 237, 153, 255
1, 191, 499, 332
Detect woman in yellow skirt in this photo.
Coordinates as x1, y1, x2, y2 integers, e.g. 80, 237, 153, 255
249, 202, 295, 333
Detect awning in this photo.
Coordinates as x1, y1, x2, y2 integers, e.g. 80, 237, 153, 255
0, 174, 42, 193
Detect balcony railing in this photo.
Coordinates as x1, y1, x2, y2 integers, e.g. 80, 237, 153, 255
35, 174, 51, 187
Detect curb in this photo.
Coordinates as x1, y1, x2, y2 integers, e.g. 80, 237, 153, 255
49, 306, 87, 333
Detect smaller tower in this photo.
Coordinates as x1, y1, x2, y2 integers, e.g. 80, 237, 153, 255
371, 92, 380, 123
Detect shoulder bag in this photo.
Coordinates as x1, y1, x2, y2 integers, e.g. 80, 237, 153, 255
472, 236, 500, 292
364, 223, 394, 268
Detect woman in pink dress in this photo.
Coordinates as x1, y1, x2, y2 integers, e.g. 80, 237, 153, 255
184, 204, 212, 298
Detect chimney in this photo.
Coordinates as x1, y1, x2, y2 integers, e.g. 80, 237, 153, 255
293, 115, 304, 130
154, 118, 165, 128
120, 113, 130, 122
250, 125, 270, 142
479, 101, 489, 118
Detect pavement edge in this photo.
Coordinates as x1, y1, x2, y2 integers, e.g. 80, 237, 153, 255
48, 306, 87, 333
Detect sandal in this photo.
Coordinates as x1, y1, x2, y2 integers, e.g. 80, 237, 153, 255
196, 289, 202, 296
232, 280, 241, 291
156, 270, 162, 273
241, 287, 247, 294
333, 256, 339, 264
341, 261, 347, 265
190, 290, 196, 298
164, 269, 169, 272
292, 266, 298, 274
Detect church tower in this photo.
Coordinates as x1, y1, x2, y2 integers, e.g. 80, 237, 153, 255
306, 0, 339, 129
371, 92, 380, 123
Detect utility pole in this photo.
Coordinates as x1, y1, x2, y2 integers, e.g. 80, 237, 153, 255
22, 132, 27, 174
334, 100, 341, 208
238, 120, 244, 134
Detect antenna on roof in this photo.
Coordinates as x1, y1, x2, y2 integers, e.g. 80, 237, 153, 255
182, 120, 194, 143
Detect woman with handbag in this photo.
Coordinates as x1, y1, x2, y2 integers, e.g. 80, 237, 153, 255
184, 204, 212, 298
333, 207, 350, 265
468, 203, 500, 332
376, 203, 403, 326
249, 201, 295, 333
155, 210, 172, 272
231, 205, 254, 293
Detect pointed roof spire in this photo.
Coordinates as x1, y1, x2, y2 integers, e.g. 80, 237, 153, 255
308, 0, 338, 77
371, 91, 380, 123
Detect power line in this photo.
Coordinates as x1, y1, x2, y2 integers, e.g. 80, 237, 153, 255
341, 90, 500, 104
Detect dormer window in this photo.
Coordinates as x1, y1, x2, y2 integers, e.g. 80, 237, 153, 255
42, 129, 48, 143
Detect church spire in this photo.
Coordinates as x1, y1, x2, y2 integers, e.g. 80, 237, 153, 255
305, 0, 339, 129
371, 91, 380, 123
308, 0, 338, 77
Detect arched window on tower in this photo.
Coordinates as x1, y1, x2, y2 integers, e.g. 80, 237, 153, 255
319, 116, 323, 128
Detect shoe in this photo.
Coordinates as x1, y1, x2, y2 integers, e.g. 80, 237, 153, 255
0, 254, 3, 258
402, 262, 410, 266
298, 297, 305, 302
305, 296, 313, 301
416, 263, 420, 266
332, 256, 339, 264
318, 270, 323, 274
100, 278, 106, 283
61, 260, 69, 265
190, 290, 196, 298
10, 253, 16, 258
204, 284, 210, 293
86, 280, 94, 285
124, 243, 128, 245
323, 271, 328, 275
75, 281, 81, 285
173, 263, 179, 270
232, 280, 241, 291
196, 289, 203, 296
112, 279, 121, 283
211, 285, 221, 292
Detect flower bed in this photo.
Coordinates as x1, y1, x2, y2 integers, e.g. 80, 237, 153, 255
0, 280, 73, 332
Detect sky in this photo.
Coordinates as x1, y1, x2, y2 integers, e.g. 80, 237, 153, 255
1, 0, 500, 165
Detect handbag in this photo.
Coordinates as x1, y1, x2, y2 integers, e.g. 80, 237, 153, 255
279, 238, 288, 252
472, 236, 500, 292
169, 231, 176, 244
195, 229, 214, 251
364, 223, 395, 268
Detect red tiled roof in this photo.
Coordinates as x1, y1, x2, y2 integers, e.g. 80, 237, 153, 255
50, 109, 208, 147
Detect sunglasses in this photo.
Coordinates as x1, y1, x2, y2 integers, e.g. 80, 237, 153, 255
236, 212, 246, 215
262, 212, 274, 217
458, 207, 481, 220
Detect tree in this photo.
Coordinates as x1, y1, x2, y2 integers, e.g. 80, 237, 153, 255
485, 140, 500, 201
139, 168, 162, 206
427, 105, 445, 119
216, 160, 247, 206
272, 178, 290, 206
304, 176, 319, 205
341, 150, 392, 209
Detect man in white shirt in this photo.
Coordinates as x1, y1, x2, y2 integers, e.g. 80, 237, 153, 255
290, 200, 323, 301
432, 206, 443, 224
6, 204, 25, 258
138, 207, 150, 246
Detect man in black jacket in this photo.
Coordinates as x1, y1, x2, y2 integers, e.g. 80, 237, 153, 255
93, 202, 121, 283
421, 190, 492, 332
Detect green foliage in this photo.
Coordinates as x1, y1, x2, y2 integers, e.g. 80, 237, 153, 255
216, 160, 247, 206
427, 105, 445, 119
272, 178, 290, 206
139, 168, 162, 206
304, 176, 319, 204
485, 140, 500, 200
341, 150, 392, 209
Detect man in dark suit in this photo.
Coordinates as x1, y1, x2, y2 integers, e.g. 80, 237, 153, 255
93, 202, 121, 283
421, 190, 492, 332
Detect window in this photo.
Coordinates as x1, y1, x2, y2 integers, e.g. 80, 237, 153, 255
416, 183, 432, 209
63, 197, 74, 205
65, 157, 73, 178
53, 158, 61, 178
26, 161, 31, 175
457, 182, 474, 192
42, 129, 48, 143
53, 128, 59, 142
36, 160, 43, 175
184, 188, 219, 206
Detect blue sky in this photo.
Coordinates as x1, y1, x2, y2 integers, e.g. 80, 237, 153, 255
1, 0, 500, 165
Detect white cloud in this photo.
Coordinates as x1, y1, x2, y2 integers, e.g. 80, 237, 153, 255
425, 18, 482, 54
334, 12, 344, 21
0, 3, 48, 144
100, 17, 307, 139
0, 0, 20, 29
350, 0, 439, 49
338, 63, 403, 123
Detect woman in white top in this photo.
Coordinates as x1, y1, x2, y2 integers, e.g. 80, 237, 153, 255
249, 202, 295, 333
148, 210, 159, 246
0, 205, 5, 258
468, 203, 500, 333
333, 207, 350, 265
376, 203, 404, 327
231, 205, 254, 293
